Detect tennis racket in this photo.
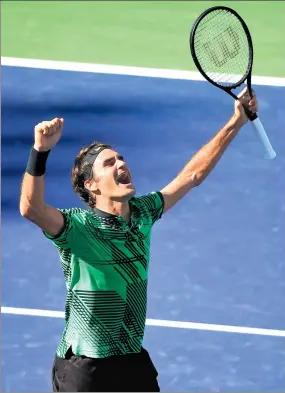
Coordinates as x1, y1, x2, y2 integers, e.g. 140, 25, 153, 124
189, 6, 276, 160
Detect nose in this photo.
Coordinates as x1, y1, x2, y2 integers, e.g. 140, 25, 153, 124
117, 157, 126, 169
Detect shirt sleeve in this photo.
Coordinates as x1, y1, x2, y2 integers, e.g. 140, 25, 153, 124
43, 208, 82, 249
136, 191, 165, 226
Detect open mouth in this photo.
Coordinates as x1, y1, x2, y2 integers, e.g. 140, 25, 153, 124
117, 172, 131, 186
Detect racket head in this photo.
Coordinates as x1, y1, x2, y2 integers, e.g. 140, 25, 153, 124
189, 6, 254, 95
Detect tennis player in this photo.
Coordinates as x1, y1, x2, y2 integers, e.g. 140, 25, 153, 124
20, 88, 258, 392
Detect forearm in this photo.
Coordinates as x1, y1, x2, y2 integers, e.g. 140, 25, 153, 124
20, 147, 50, 218
160, 89, 257, 213
20, 173, 47, 218
179, 115, 243, 187
19, 119, 65, 234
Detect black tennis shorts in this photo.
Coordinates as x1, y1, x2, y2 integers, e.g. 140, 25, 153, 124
52, 346, 160, 392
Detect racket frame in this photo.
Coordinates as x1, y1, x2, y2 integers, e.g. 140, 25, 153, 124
190, 6, 255, 118
189, 5, 276, 159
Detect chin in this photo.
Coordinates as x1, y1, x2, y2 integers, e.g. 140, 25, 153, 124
113, 184, 136, 200
123, 185, 136, 197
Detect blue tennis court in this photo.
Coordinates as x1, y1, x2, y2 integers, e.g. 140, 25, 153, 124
2, 64, 285, 392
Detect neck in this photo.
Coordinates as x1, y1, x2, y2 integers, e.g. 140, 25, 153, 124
95, 198, 131, 222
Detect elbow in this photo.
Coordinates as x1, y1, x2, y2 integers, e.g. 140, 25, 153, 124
20, 204, 31, 219
19, 202, 37, 220
190, 171, 204, 187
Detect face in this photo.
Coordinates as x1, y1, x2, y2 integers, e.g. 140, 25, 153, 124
86, 149, 136, 201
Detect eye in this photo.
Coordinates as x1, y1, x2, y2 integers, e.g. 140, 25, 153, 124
118, 155, 124, 162
104, 158, 115, 167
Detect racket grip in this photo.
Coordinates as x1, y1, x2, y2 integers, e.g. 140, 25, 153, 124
251, 117, 276, 159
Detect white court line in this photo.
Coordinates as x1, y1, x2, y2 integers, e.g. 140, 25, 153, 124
2, 57, 285, 87
2, 306, 285, 337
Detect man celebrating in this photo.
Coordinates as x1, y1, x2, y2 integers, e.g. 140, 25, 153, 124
20, 89, 258, 392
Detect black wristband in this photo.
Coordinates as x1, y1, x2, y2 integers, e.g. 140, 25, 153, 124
26, 147, 51, 176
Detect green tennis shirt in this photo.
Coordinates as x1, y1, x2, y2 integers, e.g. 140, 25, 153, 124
44, 191, 164, 359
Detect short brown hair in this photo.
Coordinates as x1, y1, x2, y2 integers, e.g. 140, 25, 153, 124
71, 141, 112, 208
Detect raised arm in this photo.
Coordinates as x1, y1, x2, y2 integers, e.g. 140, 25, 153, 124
160, 88, 258, 214
20, 118, 65, 236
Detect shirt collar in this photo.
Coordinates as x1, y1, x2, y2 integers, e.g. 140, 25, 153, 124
89, 198, 135, 219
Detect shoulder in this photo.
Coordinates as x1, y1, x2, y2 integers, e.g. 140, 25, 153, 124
59, 207, 87, 215
52, 207, 89, 233
132, 191, 164, 208
131, 191, 165, 222
58, 207, 88, 220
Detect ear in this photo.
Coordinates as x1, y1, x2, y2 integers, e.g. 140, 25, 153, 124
84, 178, 98, 192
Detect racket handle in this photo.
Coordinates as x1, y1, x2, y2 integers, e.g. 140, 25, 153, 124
251, 117, 276, 160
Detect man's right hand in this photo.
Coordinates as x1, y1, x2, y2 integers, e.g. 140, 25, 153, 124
34, 118, 64, 152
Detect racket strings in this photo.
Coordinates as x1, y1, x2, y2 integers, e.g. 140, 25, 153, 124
196, 20, 247, 73
193, 10, 250, 87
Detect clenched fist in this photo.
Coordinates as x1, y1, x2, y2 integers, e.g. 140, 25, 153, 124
34, 118, 64, 152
